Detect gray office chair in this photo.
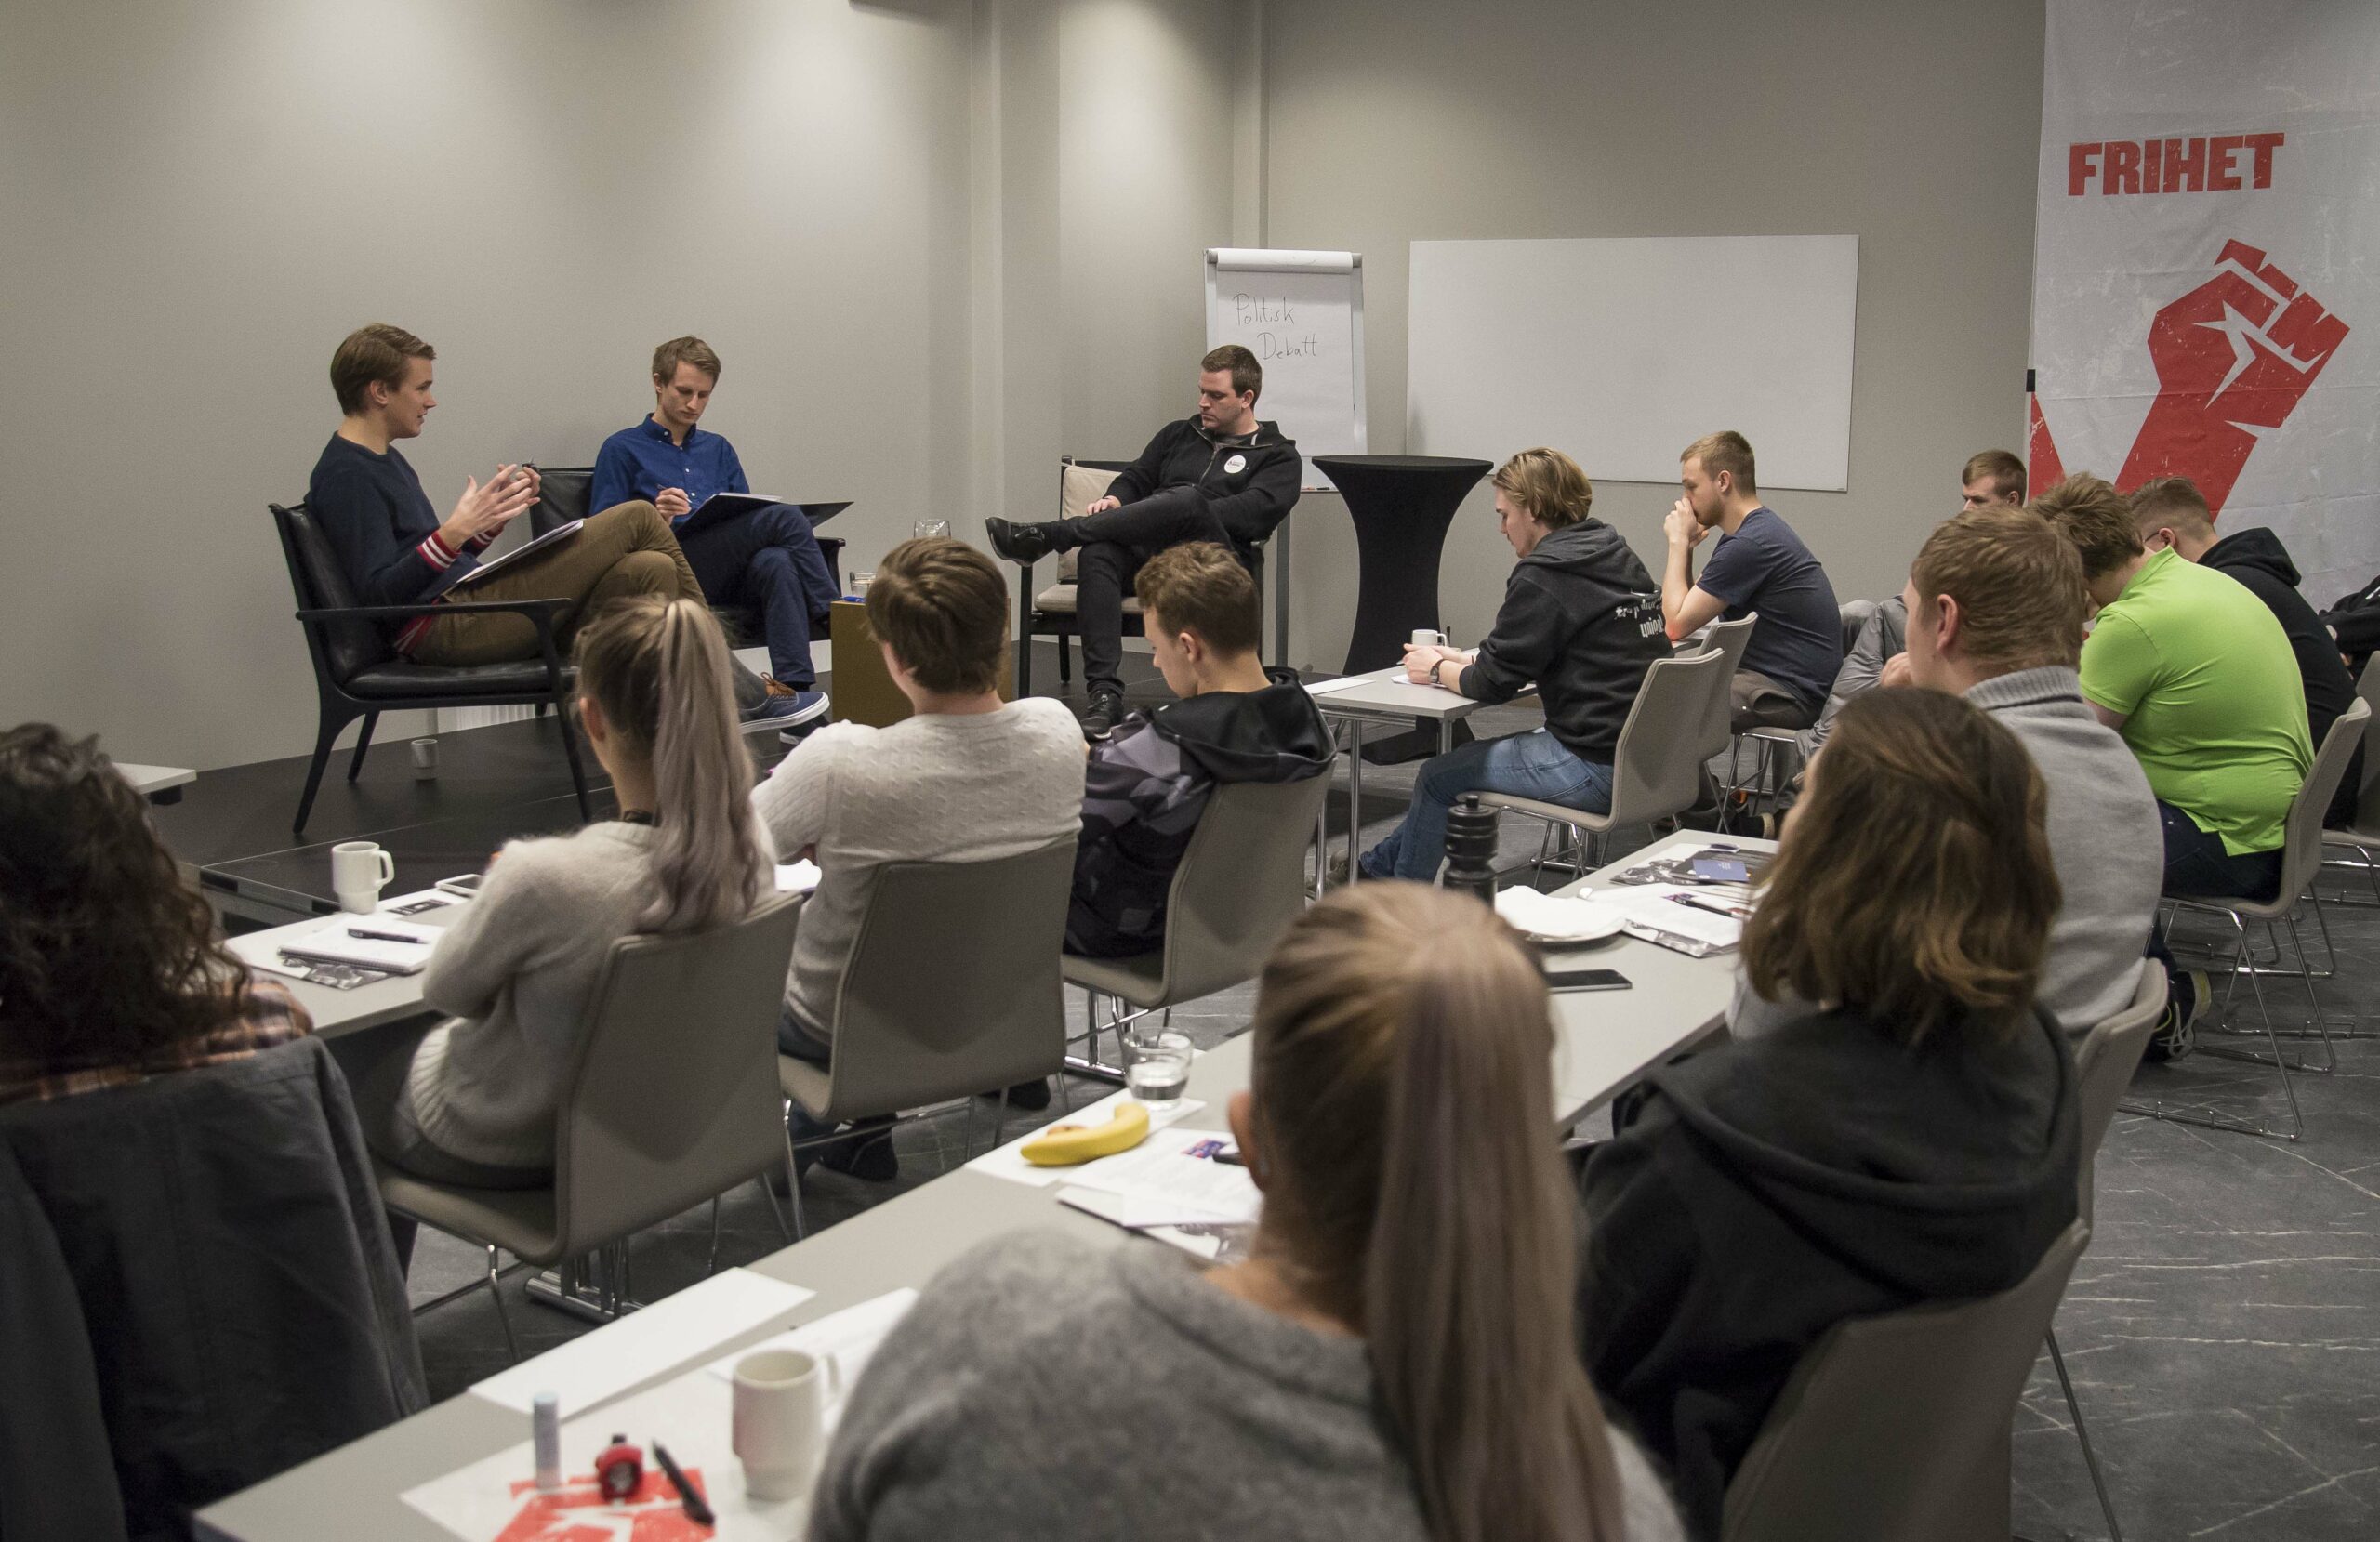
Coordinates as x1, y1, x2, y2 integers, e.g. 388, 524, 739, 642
1474, 647, 1735, 878
1064, 773, 1336, 1077
1721, 1219, 2092, 1542
2318, 655, 2380, 911
778, 838, 1076, 1237
2043, 958, 2165, 1542
2126, 697, 2368, 1141
374, 891, 804, 1359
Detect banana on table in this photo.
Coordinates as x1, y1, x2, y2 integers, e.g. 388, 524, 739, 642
1020, 1102, 1152, 1166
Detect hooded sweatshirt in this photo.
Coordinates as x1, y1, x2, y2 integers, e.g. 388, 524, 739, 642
1578, 1006, 2079, 1539
2201, 526, 2360, 824
1067, 669, 1333, 956
1105, 415, 1303, 553
1458, 519, 1673, 762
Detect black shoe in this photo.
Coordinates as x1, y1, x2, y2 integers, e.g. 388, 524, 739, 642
985, 518, 1055, 565
1079, 690, 1126, 743
982, 1077, 1052, 1112
817, 1116, 899, 1183
2145, 969, 2207, 1062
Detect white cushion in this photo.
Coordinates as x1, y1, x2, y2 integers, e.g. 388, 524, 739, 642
1054, 463, 1122, 582
1035, 585, 1143, 617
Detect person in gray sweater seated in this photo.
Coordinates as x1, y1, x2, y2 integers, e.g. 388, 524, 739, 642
1733, 507, 2162, 1040
754, 538, 1085, 1181
362, 596, 774, 1196
812, 882, 1683, 1542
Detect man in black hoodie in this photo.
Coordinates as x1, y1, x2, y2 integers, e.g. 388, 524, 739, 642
1067, 543, 1332, 957
988, 345, 1301, 740
1360, 449, 1670, 881
2132, 477, 2360, 824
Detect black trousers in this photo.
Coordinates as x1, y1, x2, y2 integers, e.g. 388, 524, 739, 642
1057, 489, 1235, 694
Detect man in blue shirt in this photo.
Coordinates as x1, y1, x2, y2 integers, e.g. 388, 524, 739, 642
1659, 429, 1843, 730
591, 337, 835, 725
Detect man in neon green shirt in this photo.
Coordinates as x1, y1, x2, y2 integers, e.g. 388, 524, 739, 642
2039, 474, 2311, 1052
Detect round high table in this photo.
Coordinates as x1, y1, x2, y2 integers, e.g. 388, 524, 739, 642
1314, 454, 1493, 765
1314, 455, 1493, 673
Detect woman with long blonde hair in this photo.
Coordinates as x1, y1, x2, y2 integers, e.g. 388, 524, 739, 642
364, 595, 770, 1192
809, 884, 1683, 1542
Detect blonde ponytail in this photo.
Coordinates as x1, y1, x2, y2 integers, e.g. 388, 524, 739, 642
574, 597, 767, 933
1250, 886, 1627, 1542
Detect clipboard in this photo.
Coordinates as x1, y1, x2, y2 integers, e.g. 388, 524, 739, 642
674, 494, 852, 539
431, 519, 584, 596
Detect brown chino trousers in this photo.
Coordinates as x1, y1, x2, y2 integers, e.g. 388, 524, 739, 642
406, 500, 704, 666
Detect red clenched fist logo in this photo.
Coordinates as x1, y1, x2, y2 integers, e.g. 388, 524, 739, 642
2034, 240, 2350, 512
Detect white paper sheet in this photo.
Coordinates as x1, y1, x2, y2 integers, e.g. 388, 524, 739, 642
1302, 675, 1374, 696
408, 1357, 804, 1541
1598, 886, 1746, 947
774, 861, 822, 893
469, 1268, 814, 1416
963, 1088, 1210, 1188
702, 1287, 919, 1406
1057, 1135, 1261, 1226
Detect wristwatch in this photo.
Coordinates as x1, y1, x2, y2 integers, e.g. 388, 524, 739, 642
1433, 657, 1450, 687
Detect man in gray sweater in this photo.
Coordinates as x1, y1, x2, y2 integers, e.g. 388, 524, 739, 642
1735, 507, 2162, 1038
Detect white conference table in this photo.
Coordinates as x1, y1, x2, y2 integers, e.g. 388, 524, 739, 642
1307, 666, 1513, 881
238, 898, 470, 1039
119, 762, 196, 804
199, 831, 1757, 1542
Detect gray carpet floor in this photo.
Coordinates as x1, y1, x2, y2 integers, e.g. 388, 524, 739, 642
400, 698, 2380, 1540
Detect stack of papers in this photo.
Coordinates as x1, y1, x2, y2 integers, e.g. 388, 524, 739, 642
1597, 886, 1748, 953
226, 918, 442, 980
964, 1087, 1210, 1188
702, 1288, 919, 1410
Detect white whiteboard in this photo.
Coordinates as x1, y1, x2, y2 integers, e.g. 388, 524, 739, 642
1406, 235, 1859, 491
1205, 248, 1367, 490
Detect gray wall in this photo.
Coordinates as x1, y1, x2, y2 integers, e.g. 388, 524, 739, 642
1263, 0, 2046, 656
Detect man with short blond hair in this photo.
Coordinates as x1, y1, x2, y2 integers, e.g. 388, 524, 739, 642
1660, 429, 1842, 730
1066, 542, 1330, 956
1961, 449, 2027, 510
592, 336, 837, 727
988, 345, 1302, 740
1734, 507, 2162, 1039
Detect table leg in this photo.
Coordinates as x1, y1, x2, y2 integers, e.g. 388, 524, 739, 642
1439, 718, 1452, 757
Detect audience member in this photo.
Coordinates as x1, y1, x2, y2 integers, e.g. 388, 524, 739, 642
1802, 448, 2028, 757
591, 336, 835, 728
1359, 448, 1669, 880
308, 323, 707, 667
362, 597, 773, 1193
987, 345, 1301, 740
2132, 475, 2359, 826
1733, 509, 2161, 1038
813, 884, 1686, 1542
2039, 473, 2312, 1048
1069, 542, 1331, 957
1580, 689, 2081, 1539
753, 539, 1084, 1179
1659, 430, 1843, 730
0, 725, 423, 1536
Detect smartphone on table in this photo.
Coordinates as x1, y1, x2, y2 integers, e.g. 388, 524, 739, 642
1546, 968, 1631, 993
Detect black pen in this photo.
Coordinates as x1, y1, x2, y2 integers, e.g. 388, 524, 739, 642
1212, 1149, 1247, 1167
650, 1441, 714, 1527
1669, 894, 1751, 921
347, 927, 423, 943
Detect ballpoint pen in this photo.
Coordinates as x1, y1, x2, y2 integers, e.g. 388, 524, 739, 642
650, 1442, 714, 1527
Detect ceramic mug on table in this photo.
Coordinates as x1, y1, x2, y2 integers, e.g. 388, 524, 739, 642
1410, 628, 1448, 648
734, 1348, 840, 1501
331, 841, 395, 915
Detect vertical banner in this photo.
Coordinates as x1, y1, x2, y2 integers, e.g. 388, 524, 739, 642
2030, 0, 2379, 602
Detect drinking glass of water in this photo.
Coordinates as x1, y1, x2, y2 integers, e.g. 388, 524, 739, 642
1124, 1030, 1194, 1113
913, 520, 952, 541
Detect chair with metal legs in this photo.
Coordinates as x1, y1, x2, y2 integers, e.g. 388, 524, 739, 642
778, 839, 1077, 1238
2319, 657, 2380, 910
2035, 958, 2166, 1542
1474, 647, 1734, 880
375, 893, 804, 1358
1064, 774, 1335, 1080
2125, 698, 2368, 1141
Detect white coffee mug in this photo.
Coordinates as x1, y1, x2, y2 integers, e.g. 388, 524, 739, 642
331, 841, 395, 915
734, 1348, 840, 1502
1410, 627, 1448, 648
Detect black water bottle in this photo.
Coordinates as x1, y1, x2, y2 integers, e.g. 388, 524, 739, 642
1440, 793, 1499, 907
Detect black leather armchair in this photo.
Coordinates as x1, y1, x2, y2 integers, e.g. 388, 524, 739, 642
527, 468, 848, 652
271, 502, 592, 835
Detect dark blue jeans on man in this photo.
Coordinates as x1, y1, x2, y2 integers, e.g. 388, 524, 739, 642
2148, 799, 2285, 1029
1359, 728, 1617, 882
677, 504, 839, 688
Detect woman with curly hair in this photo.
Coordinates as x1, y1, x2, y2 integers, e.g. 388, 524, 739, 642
0, 725, 311, 1102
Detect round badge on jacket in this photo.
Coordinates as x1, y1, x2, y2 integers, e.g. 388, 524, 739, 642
1224, 455, 1249, 475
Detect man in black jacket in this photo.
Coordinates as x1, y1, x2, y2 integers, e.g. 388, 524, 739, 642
1359, 449, 1670, 881
988, 345, 1301, 740
2132, 477, 2360, 824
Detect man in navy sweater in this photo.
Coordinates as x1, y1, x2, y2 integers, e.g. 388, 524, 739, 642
985, 345, 1301, 740
306, 324, 714, 674
591, 337, 835, 726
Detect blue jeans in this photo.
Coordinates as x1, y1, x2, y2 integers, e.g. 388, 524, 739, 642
1360, 729, 1615, 882
2148, 800, 2284, 1024
678, 504, 839, 687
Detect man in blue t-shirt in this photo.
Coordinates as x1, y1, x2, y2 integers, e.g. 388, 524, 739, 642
1659, 429, 1844, 730
591, 337, 837, 722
